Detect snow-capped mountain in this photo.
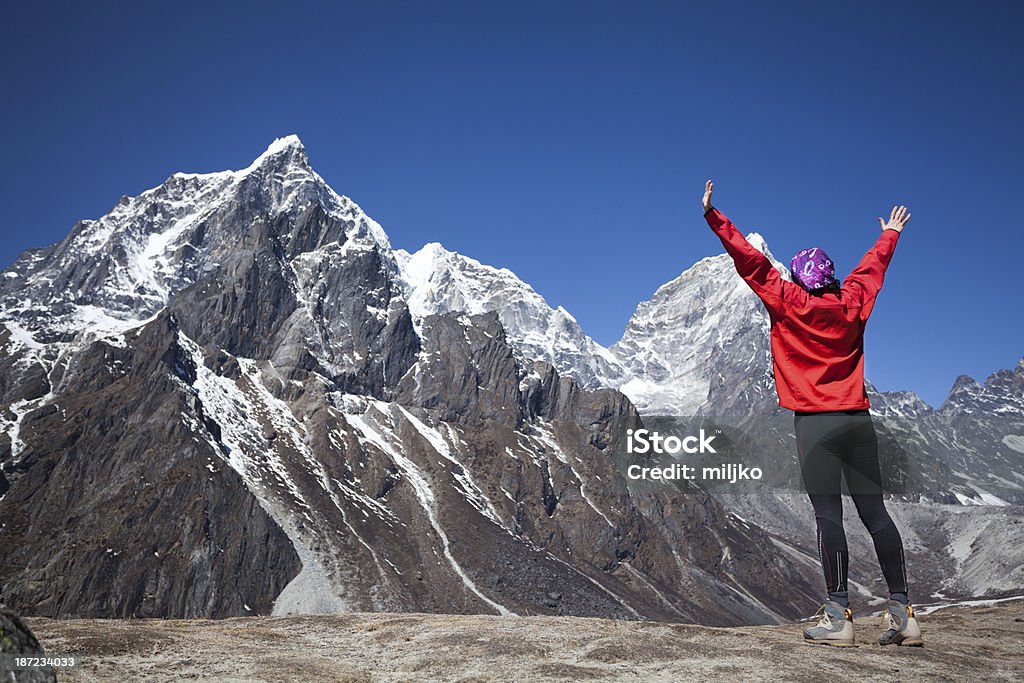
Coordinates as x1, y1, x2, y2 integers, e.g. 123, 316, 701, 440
939, 359, 1024, 416
392, 233, 787, 416
0, 137, 819, 623
393, 242, 626, 390
1, 136, 390, 346
865, 380, 934, 418
0, 137, 1019, 625
609, 234, 784, 416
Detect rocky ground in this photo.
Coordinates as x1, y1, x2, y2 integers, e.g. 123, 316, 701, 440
23, 599, 1024, 682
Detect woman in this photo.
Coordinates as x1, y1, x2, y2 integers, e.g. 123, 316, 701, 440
701, 180, 922, 647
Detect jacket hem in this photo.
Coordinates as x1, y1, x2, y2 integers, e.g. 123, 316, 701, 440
780, 402, 872, 413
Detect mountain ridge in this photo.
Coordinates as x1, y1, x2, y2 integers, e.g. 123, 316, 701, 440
1, 137, 1020, 623
1, 135, 1004, 414
0, 136, 824, 622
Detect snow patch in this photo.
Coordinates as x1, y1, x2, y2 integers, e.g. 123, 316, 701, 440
1002, 435, 1024, 454
3, 321, 43, 350
914, 595, 1024, 616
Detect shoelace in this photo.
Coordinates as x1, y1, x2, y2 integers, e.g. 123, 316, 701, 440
879, 610, 900, 630
810, 605, 832, 628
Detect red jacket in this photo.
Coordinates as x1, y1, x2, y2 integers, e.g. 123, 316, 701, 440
704, 207, 900, 412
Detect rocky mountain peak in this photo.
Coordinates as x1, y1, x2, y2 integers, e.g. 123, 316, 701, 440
393, 240, 626, 390
0, 135, 391, 346
251, 134, 307, 164
865, 380, 934, 417
939, 357, 1024, 416
744, 231, 769, 254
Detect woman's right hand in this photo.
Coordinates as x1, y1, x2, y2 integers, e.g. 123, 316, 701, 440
879, 205, 911, 233
702, 179, 714, 213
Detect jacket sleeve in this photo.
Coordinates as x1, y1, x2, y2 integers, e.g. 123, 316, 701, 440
842, 229, 901, 320
704, 207, 785, 313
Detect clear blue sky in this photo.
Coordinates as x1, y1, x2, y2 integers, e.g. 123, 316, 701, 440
2, 1, 1021, 407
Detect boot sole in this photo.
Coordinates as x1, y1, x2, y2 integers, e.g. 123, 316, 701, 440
879, 638, 924, 647
897, 638, 924, 647
804, 639, 858, 647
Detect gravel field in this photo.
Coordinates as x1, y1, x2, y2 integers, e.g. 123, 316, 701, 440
25, 600, 1024, 682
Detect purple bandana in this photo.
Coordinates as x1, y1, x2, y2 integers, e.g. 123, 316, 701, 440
790, 247, 838, 291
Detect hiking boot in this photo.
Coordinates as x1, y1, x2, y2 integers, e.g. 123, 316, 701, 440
879, 600, 923, 646
803, 600, 855, 646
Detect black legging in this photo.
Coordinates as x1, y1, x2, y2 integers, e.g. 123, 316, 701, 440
795, 410, 908, 598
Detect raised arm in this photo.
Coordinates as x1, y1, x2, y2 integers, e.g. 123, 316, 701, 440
842, 205, 910, 318
701, 180, 785, 309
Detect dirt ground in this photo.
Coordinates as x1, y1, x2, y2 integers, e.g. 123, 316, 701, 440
24, 600, 1024, 682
